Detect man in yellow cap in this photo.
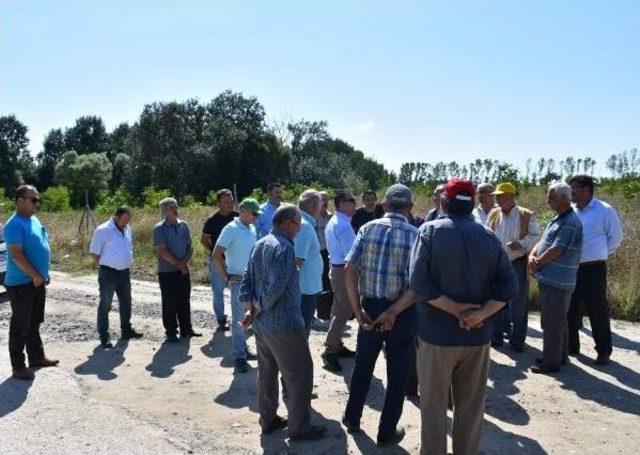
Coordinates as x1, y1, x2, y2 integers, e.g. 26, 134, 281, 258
486, 182, 540, 351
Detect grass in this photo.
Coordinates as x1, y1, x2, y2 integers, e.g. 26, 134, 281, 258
18, 186, 640, 321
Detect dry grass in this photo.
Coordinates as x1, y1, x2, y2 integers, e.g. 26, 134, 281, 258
32, 187, 640, 321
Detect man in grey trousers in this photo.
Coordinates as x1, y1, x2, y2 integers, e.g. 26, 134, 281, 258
239, 204, 326, 441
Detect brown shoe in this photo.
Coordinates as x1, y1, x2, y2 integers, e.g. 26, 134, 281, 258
29, 357, 60, 368
12, 366, 35, 381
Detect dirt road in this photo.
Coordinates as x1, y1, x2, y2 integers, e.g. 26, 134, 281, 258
1, 271, 639, 454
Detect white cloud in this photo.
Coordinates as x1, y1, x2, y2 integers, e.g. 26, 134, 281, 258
356, 120, 375, 133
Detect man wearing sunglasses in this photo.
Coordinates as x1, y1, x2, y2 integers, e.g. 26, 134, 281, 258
4, 185, 58, 381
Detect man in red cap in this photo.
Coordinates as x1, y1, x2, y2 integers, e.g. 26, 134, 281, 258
383, 178, 517, 455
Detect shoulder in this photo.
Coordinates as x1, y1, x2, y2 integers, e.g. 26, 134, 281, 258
594, 198, 617, 214
153, 220, 165, 230
517, 206, 534, 217
96, 219, 111, 231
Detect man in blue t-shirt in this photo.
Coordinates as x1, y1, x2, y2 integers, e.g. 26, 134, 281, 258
4, 185, 59, 381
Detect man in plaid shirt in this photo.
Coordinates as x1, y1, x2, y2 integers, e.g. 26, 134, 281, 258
341, 184, 419, 447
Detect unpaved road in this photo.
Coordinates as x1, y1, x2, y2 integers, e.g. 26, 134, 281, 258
1, 271, 639, 454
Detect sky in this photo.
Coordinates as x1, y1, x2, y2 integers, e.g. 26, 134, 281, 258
1, 0, 639, 175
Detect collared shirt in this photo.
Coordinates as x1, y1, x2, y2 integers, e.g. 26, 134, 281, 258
346, 213, 417, 301
201, 210, 239, 254
294, 211, 323, 295
89, 218, 133, 270
240, 229, 305, 333
3, 213, 50, 286
472, 204, 496, 225
317, 210, 332, 251
256, 200, 279, 238
325, 211, 356, 265
573, 198, 623, 263
490, 205, 541, 261
410, 215, 517, 346
215, 218, 257, 276
152, 218, 192, 273
535, 209, 583, 290
425, 208, 441, 222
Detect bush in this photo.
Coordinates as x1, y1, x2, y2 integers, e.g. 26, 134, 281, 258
96, 187, 134, 215
41, 185, 71, 212
141, 187, 171, 209
0, 188, 15, 214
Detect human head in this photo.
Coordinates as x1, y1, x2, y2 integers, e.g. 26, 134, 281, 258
333, 189, 357, 217
113, 206, 132, 228
547, 182, 572, 214
384, 184, 413, 217
273, 203, 302, 240
568, 175, 595, 208
442, 179, 476, 216
362, 190, 377, 212
267, 183, 283, 205
319, 191, 330, 212
493, 182, 517, 212
216, 188, 235, 213
159, 197, 179, 220
432, 184, 446, 210
238, 198, 262, 225
476, 183, 495, 208
298, 189, 322, 218
15, 185, 40, 216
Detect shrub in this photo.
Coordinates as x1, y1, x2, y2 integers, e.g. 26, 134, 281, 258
96, 187, 134, 215
0, 188, 15, 214
141, 187, 171, 209
41, 185, 71, 212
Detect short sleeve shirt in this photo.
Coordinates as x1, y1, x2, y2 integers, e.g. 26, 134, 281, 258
215, 218, 257, 275
4, 213, 51, 286
152, 218, 192, 273
202, 211, 239, 253
294, 212, 323, 295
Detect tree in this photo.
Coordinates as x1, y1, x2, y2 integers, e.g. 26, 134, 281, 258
55, 151, 112, 207
107, 122, 133, 161
64, 116, 110, 156
110, 153, 133, 191
0, 115, 33, 192
36, 129, 67, 190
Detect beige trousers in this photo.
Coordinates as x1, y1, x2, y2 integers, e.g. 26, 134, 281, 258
325, 265, 352, 353
417, 339, 490, 455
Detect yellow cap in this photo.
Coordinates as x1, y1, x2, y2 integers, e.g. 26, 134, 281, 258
492, 182, 516, 195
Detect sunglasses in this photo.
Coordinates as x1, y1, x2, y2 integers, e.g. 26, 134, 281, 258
22, 197, 41, 204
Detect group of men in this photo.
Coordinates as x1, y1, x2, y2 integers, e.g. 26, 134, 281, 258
3, 174, 623, 452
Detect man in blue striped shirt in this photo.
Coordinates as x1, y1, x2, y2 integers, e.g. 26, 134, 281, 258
239, 204, 326, 441
341, 184, 418, 447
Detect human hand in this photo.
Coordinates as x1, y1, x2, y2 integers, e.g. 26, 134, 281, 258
32, 274, 45, 288
239, 310, 254, 329
507, 241, 521, 252
459, 309, 486, 331
373, 310, 396, 332
528, 256, 539, 275
356, 310, 375, 331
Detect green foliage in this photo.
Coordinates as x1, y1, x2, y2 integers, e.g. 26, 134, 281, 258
96, 186, 134, 215
41, 185, 71, 212
36, 129, 66, 190
64, 116, 110, 156
0, 115, 33, 192
0, 188, 16, 214
54, 151, 113, 207
141, 187, 171, 208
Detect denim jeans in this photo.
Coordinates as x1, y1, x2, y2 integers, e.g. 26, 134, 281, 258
208, 259, 227, 324
344, 297, 416, 440
493, 258, 528, 347
230, 282, 248, 360
98, 266, 132, 342
300, 294, 318, 336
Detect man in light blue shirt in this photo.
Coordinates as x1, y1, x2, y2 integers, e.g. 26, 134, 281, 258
256, 183, 283, 238
567, 175, 623, 365
294, 190, 324, 335
213, 198, 260, 373
322, 189, 357, 372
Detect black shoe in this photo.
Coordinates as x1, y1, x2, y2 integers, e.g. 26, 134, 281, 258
261, 415, 288, 435
377, 426, 406, 447
568, 348, 580, 357
535, 357, 567, 365
595, 354, 610, 365
341, 416, 361, 433
234, 358, 248, 374
321, 353, 342, 372
101, 340, 114, 349
246, 349, 257, 361
336, 345, 356, 358
216, 323, 230, 332
510, 344, 525, 353
181, 330, 202, 338
530, 364, 560, 374
166, 334, 179, 343
289, 424, 327, 441
491, 340, 504, 348
122, 329, 143, 340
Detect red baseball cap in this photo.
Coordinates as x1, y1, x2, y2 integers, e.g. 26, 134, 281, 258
444, 178, 476, 201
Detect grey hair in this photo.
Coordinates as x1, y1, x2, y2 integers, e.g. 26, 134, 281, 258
273, 203, 300, 226
298, 189, 321, 214
434, 184, 446, 195
159, 197, 178, 215
477, 183, 494, 193
548, 182, 572, 201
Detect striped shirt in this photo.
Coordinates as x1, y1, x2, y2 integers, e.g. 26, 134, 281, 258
239, 229, 305, 333
345, 212, 417, 301
535, 209, 583, 290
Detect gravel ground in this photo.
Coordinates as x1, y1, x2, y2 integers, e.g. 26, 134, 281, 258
1, 271, 640, 454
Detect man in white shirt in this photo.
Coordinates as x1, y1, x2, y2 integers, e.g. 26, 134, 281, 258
568, 175, 623, 365
487, 182, 540, 351
322, 189, 357, 372
89, 206, 143, 348
472, 183, 496, 224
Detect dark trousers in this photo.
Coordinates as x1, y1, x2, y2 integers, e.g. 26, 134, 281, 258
300, 294, 318, 336
493, 258, 529, 348
7, 283, 46, 368
97, 266, 132, 342
158, 272, 193, 337
539, 282, 572, 368
344, 297, 416, 439
567, 262, 612, 356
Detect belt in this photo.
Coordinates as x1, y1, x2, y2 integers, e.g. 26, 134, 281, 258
331, 264, 345, 268
100, 265, 129, 272
580, 260, 606, 267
